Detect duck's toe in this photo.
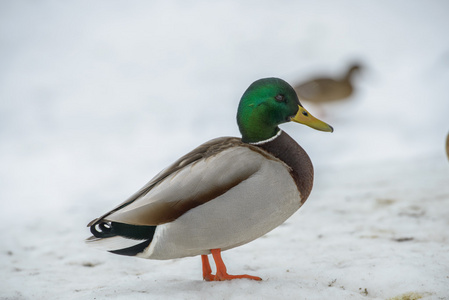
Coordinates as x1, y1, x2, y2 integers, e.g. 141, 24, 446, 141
213, 272, 262, 281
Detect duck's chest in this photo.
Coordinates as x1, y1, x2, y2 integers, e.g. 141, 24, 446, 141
256, 131, 314, 203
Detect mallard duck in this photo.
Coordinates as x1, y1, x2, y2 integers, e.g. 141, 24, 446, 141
86, 77, 333, 281
293, 63, 362, 104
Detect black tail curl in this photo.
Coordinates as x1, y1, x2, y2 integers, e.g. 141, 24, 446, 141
89, 221, 157, 241
89, 221, 157, 256
90, 222, 115, 238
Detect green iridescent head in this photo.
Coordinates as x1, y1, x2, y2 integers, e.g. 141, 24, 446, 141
237, 78, 333, 143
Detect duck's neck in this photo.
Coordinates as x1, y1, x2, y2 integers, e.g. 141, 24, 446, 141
240, 124, 281, 144
248, 129, 283, 145
344, 66, 358, 82
255, 130, 314, 203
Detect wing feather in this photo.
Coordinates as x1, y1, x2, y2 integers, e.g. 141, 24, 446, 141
88, 137, 273, 227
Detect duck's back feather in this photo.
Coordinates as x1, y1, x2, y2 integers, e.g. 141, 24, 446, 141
87, 137, 277, 227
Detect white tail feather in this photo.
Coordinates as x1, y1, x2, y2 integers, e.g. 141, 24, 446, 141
86, 236, 145, 251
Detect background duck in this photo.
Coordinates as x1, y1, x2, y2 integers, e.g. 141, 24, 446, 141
446, 132, 449, 160
86, 78, 333, 281
293, 63, 362, 112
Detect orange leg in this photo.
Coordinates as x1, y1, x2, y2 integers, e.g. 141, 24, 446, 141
201, 255, 215, 281
202, 249, 262, 281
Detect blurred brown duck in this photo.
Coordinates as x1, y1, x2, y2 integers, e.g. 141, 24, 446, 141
294, 63, 362, 105
446, 132, 449, 160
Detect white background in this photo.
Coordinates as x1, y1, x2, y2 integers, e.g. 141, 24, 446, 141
1, 1, 448, 299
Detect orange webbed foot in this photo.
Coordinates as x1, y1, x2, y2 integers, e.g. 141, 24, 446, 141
201, 249, 262, 282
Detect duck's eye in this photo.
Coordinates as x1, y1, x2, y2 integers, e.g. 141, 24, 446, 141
302, 111, 308, 117
275, 94, 285, 102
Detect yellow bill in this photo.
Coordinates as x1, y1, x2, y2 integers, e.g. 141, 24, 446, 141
291, 105, 333, 132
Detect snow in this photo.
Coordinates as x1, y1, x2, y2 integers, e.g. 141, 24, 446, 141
1, 0, 449, 299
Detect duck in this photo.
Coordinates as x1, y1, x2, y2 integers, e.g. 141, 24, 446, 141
293, 63, 362, 106
446, 132, 449, 160
86, 77, 333, 281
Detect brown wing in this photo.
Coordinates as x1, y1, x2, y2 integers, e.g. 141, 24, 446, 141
87, 137, 270, 226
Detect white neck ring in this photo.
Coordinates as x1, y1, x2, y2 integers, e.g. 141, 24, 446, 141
249, 129, 282, 145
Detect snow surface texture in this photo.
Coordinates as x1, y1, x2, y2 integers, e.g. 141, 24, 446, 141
1, 1, 449, 299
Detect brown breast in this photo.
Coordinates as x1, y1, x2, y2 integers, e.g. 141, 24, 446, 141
256, 131, 314, 204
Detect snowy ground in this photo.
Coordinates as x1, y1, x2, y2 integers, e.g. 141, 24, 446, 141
1, 1, 449, 299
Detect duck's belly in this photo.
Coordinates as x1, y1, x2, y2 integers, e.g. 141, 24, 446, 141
139, 159, 302, 260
